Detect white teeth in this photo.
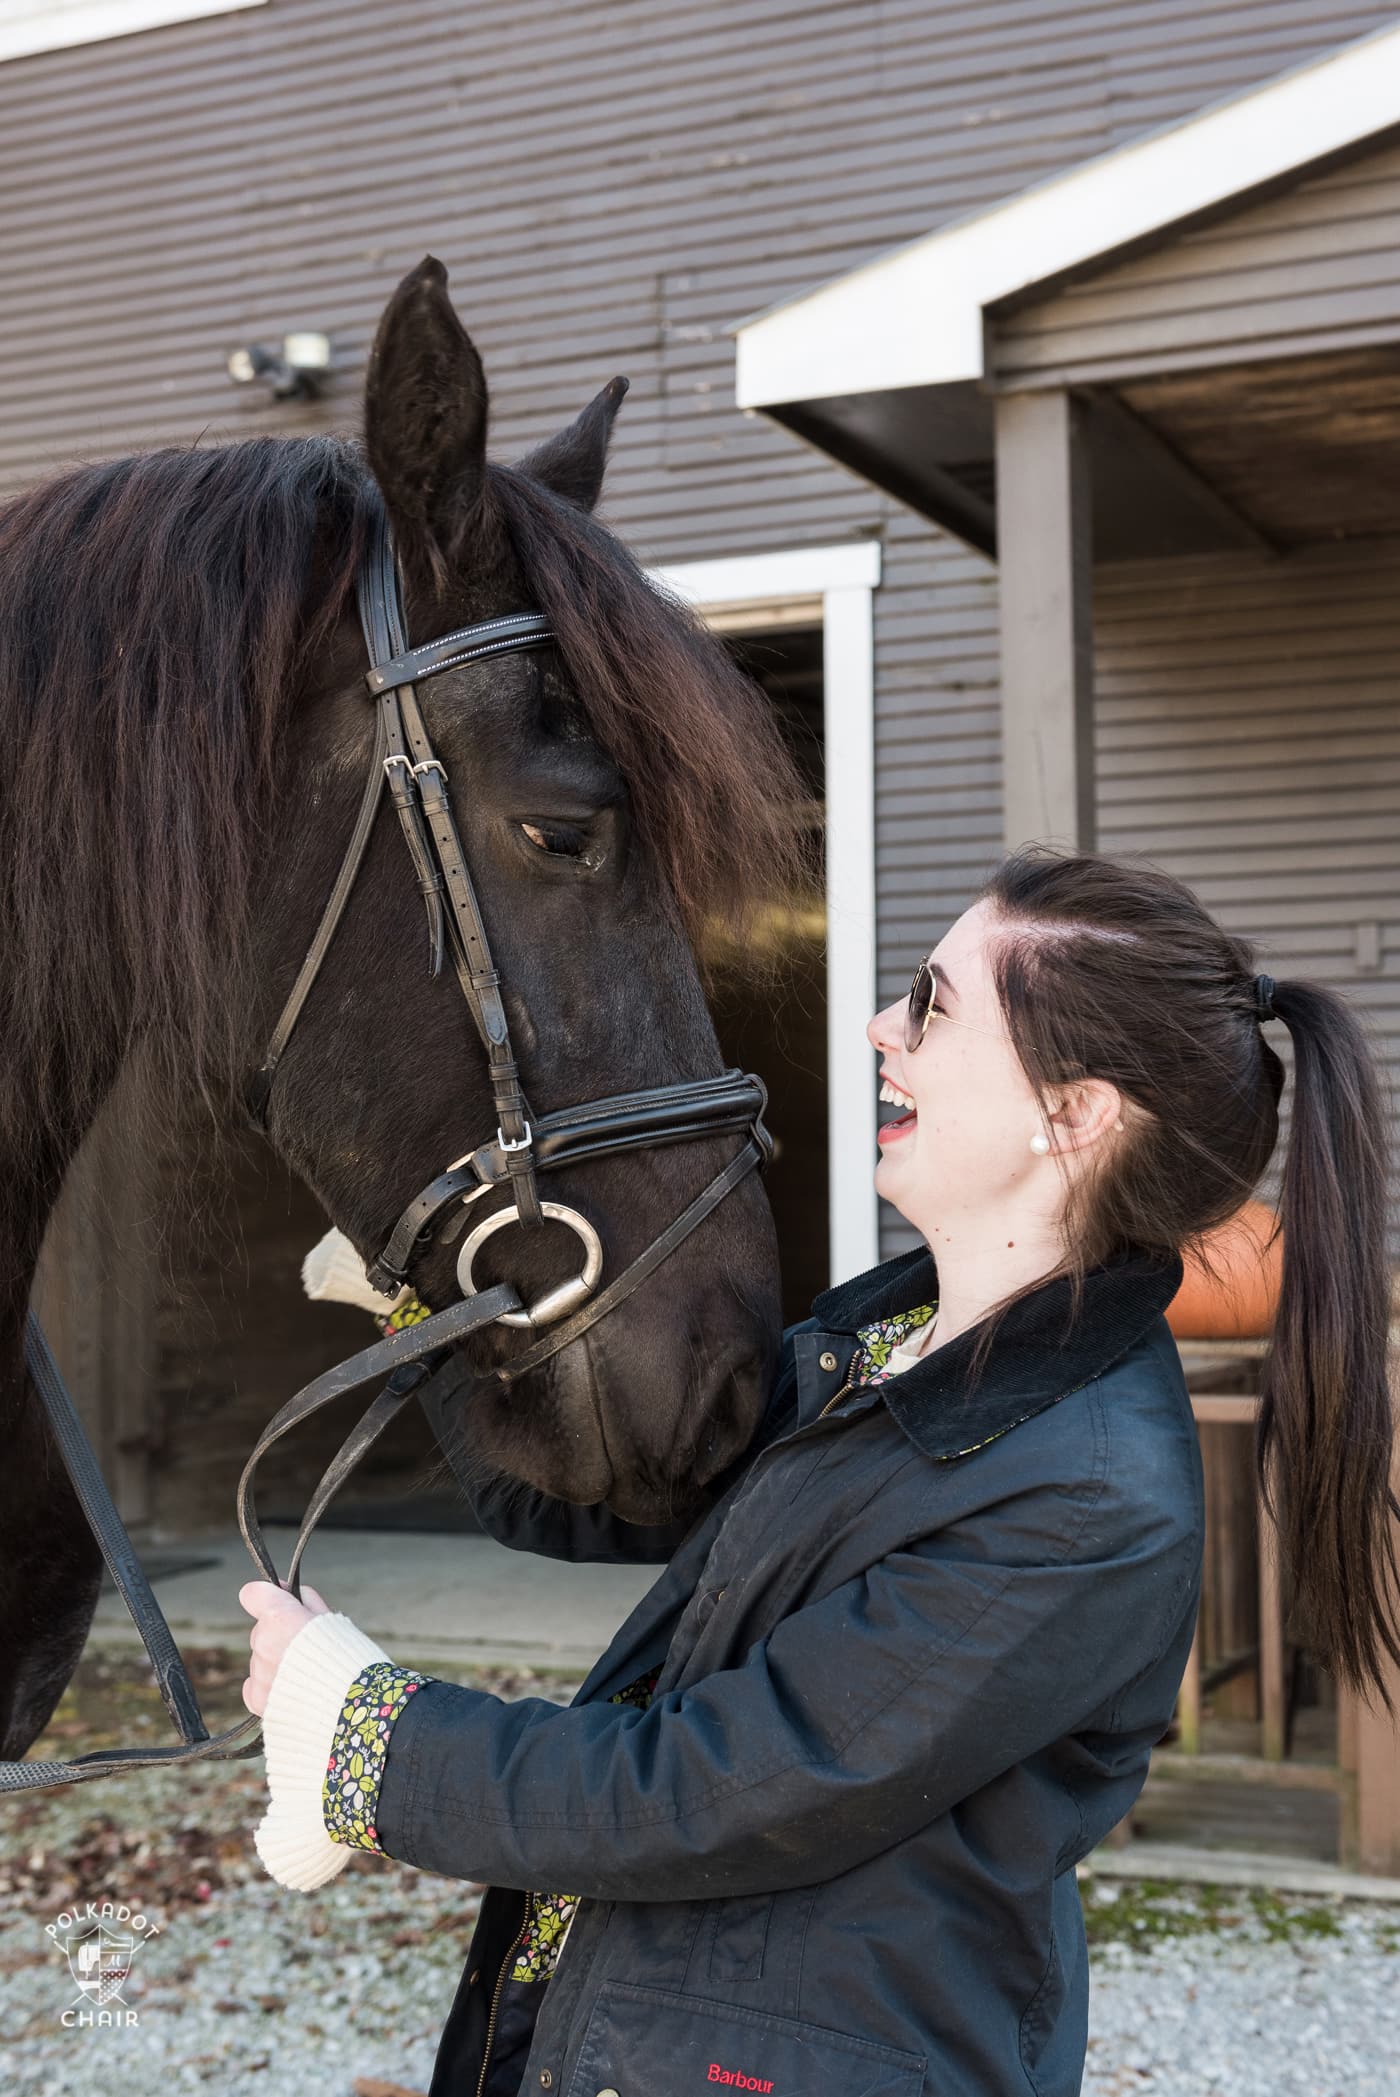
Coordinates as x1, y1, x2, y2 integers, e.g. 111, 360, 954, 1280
879, 1080, 917, 1113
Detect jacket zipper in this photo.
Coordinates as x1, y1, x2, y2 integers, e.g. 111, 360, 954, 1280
818, 1379, 854, 1419
476, 1892, 535, 2097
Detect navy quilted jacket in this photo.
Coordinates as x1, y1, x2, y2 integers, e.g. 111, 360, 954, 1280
378, 1245, 1204, 2097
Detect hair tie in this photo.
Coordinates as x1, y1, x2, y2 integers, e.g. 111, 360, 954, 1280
1253, 973, 1276, 1023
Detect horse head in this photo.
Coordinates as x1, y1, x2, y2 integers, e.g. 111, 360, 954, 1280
248, 257, 792, 1526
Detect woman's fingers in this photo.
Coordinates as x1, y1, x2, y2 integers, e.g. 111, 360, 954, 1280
237, 1578, 331, 1719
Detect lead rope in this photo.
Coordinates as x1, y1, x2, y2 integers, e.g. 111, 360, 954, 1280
0, 1284, 518, 1794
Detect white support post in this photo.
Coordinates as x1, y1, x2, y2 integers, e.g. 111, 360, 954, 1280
822, 583, 880, 1286
994, 389, 1096, 852
649, 543, 883, 1288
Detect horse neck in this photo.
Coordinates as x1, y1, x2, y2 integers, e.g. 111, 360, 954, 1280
0, 1035, 127, 1389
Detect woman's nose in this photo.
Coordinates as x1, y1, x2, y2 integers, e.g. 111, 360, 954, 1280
867, 1000, 905, 1053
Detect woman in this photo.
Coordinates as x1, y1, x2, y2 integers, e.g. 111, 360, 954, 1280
242, 846, 1399, 2097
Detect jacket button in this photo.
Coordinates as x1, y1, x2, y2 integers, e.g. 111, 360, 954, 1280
819, 1350, 839, 1372
468, 1969, 480, 1987
539, 2075, 553, 2090
596, 2088, 620, 2097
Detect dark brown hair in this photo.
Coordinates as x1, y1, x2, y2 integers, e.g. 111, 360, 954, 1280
980, 845, 1399, 1708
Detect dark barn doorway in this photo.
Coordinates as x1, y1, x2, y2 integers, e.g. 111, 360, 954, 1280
708, 622, 828, 1330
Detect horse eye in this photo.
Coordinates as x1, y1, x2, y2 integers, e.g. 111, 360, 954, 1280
513, 805, 603, 863
520, 820, 593, 861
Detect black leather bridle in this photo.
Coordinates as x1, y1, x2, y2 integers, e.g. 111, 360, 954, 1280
1, 489, 772, 1793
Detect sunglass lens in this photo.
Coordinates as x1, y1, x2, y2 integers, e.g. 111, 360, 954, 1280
905, 960, 934, 1053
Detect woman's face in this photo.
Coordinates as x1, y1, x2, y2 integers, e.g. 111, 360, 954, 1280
866, 899, 1054, 1242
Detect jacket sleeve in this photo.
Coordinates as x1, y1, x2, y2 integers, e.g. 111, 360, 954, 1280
374, 1461, 1200, 1900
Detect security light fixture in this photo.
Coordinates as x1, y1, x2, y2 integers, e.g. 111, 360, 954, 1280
226, 331, 333, 401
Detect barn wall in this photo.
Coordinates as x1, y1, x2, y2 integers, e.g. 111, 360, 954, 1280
3, 0, 1397, 1352
995, 131, 1400, 385
1095, 539, 1400, 1249
875, 537, 1400, 1265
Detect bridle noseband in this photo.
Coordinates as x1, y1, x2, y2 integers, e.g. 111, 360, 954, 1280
3, 487, 773, 1794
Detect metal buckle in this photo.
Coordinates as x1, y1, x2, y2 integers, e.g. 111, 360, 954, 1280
457, 1202, 603, 1330
411, 757, 448, 784
383, 753, 414, 779
496, 1121, 533, 1155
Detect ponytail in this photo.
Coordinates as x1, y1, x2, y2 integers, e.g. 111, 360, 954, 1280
1260, 980, 1400, 1708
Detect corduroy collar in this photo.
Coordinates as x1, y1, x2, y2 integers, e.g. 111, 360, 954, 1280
808, 1243, 1184, 1462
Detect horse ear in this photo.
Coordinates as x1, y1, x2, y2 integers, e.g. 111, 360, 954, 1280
363, 256, 488, 584
517, 376, 629, 514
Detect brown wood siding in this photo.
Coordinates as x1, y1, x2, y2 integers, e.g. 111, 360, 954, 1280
996, 133, 1400, 387
1096, 539, 1400, 1253
0, 0, 1394, 1299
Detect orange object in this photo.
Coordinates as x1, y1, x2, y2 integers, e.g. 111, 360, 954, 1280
1166, 1200, 1282, 1340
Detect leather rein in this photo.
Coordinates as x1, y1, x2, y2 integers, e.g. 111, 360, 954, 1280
2, 490, 771, 1793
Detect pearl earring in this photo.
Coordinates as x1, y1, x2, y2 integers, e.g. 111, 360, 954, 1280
1029, 1132, 1051, 1155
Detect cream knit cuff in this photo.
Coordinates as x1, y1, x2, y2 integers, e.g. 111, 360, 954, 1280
254, 1612, 391, 1892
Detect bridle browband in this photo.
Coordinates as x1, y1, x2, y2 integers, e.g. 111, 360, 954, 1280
2, 486, 772, 1793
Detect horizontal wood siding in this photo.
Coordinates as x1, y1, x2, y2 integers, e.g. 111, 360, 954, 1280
1095, 539, 1400, 1251
0, 0, 1393, 1289
996, 133, 1400, 386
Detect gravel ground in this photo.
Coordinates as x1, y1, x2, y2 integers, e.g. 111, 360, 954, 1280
1082, 1881, 1400, 2096
4, 1651, 1399, 2096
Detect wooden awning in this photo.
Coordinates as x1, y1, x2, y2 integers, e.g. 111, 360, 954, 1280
732, 21, 1400, 562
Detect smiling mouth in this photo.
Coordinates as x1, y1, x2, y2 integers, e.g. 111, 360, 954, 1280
878, 1076, 917, 1143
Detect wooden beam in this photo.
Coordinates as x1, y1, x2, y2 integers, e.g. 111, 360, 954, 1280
1350, 1420, 1400, 1873
1258, 1505, 1287, 1761
1149, 1750, 1345, 1794
1190, 1394, 1260, 1426
994, 389, 1096, 851
770, 405, 999, 558
1087, 389, 1281, 556
1177, 1613, 1203, 1756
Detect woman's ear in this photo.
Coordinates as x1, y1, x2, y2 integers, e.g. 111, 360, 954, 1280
517, 376, 629, 513
363, 255, 488, 589
1046, 1078, 1125, 1155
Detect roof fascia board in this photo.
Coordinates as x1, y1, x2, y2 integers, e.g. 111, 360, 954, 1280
735, 22, 1400, 411
0, 0, 267, 63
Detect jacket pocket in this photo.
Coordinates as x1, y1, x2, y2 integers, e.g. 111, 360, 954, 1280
567, 1979, 926, 2097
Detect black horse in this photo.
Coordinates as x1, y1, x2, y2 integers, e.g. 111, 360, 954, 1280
0, 258, 802, 1760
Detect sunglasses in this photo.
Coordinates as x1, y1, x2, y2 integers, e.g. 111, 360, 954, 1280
904, 954, 1000, 1053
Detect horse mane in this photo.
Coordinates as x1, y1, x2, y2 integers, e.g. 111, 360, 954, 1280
0, 436, 374, 1180
486, 463, 809, 946
0, 433, 807, 1180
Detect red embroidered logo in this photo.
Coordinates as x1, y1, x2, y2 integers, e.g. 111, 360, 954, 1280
707, 2068, 774, 2091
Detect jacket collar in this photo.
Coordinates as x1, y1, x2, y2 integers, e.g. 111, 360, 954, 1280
808, 1243, 1184, 1462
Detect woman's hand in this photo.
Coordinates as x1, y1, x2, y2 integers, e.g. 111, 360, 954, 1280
238, 1580, 331, 1716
